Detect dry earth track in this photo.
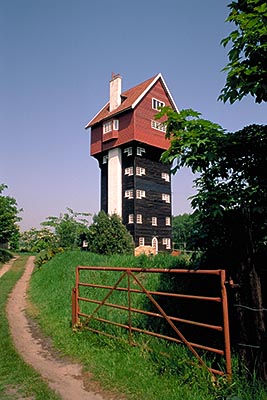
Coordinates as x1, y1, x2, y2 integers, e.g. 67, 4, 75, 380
5, 256, 122, 400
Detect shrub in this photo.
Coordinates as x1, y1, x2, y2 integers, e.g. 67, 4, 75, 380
0, 248, 13, 263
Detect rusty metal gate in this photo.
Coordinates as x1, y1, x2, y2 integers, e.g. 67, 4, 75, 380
72, 266, 231, 378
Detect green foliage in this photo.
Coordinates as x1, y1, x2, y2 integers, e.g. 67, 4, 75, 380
172, 213, 199, 250
0, 248, 13, 263
0, 184, 21, 249
28, 250, 267, 399
0, 255, 61, 399
219, 0, 267, 103
87, 211, 134, 255
41, 207, 91, 249
19, 228, 57, 252
34, 247, 64, 268
157, 108, 225, 174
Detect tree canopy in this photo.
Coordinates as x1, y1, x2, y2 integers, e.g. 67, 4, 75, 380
219, 0, 267, 103
0, 184, 21, 249
87, 211, 134, 256
158, 107, 267, 379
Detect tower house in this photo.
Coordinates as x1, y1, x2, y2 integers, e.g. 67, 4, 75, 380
85, 73, 178, 253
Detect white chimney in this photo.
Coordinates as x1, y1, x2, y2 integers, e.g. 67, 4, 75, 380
109, 73, 122, 112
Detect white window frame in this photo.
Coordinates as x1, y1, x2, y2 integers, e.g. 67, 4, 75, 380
103, 155, 108, 164
113, 119, 119, 130
125, 189, 134, 199
136, 190, 146, 199
136, 214, 143, 224
152, 98, 165, 110
152, 237, 158, 254
151, 120, 166, 133
165, 217, 171, 226
124, 147, 132, 156
125, 166, 133, 176
163, 238, 171, 249
103, 120, 112, 133
136, 166, 146, 176
161, 172, 170, 182
139, 237, 145, 246
162, 193, 170, 203
137, 147, 146, 156
128, 214, 134, 224
152, 217, 157, 226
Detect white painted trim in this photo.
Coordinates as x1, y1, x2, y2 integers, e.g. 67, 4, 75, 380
131, 73, 179, 112
108, 148, 122, 217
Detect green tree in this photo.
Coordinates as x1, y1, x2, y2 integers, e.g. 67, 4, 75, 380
19, 228, 57, 252
0, 184, 21, 249
87, 211, 134, 256
219, 0, 267, 103
158, 107, 267, 380
41, 208, 91, 249
172, 213, 198, 251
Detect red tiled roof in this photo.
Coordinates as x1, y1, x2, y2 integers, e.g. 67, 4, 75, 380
85, 74, 176, 128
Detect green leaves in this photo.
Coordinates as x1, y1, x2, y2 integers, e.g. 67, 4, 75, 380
219, 0, 267, 103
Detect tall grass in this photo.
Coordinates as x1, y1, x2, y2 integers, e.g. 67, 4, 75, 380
29, 250, 267, 400
0, 255, 60, 400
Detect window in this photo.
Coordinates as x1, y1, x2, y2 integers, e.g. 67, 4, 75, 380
125, 190, 133, 199
161, 172, 170, 182
152, 98, 165, 110
136, 166, 146, 176
103, 119, 119, 133
139, 237, 145, 246
162, 193, 170, 203
163, 238, 171, 249
165, 217, 171, 226
151, 120, 166, 133
128, 214, 134, 224
124, 147, 132, 156
137, 147, 145, 156
152, 217, 157, 226
136, 214, 143, 224
125, 166, 133, 176
103, 155, 108, 164
103, 121, 112, 133
152, 237, 158, 253
113, 119, 119, 130
136, 190, 146, 199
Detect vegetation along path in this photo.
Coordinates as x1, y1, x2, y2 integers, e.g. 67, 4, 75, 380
6, 256, 106, 400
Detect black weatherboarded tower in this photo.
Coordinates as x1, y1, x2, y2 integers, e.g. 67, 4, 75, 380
85, 73, 178, 253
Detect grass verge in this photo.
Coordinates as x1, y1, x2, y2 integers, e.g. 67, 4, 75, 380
0, 255, 61, 400
28, 250, 267, 400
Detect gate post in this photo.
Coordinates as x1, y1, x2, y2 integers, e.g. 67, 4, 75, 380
72, 287, 77, 327
220, 270, 232, 379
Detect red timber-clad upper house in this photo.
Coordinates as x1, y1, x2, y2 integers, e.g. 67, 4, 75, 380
85, 73, 178, 253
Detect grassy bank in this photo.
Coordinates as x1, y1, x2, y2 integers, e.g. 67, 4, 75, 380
0, 255, 60, 400
28, 250, 267, 400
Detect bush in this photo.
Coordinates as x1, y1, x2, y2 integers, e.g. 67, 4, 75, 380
34, 247, 64, 268
0, 248, 13, 263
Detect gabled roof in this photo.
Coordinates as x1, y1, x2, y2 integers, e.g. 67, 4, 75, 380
85, 73, 178, 128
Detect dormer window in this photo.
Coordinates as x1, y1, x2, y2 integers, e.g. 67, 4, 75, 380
152, 98, 165, 110
113, 119, 119, 130
103, 119, 119, 134
103, 121, 112, 133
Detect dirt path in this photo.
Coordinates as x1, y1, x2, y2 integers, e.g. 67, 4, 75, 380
6, 256, 107, 400
0, 256, 19, 278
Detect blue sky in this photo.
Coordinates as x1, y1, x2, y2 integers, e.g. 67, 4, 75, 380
1, 1, 266, 231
